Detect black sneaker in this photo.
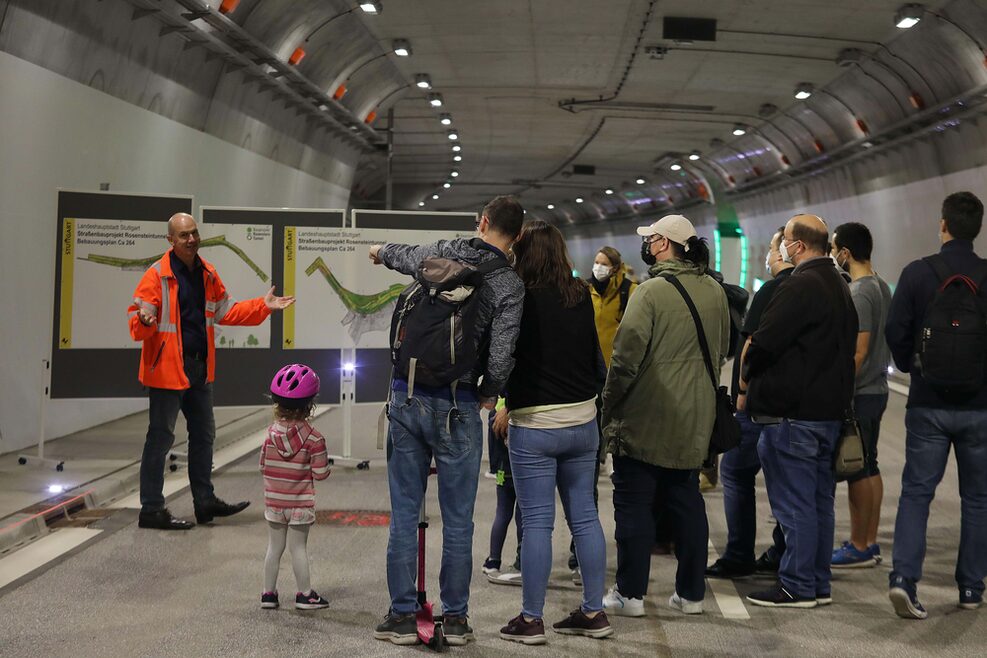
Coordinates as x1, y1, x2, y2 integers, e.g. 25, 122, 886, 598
443, 616, 475, 646
261, 591, 279, 609
754, 550, 780, 574
374, 612, 418, 645
500, 614, 546, 645
705, 558, 756, 579
747, 583, 817, 608
552, 609, 613, 639
889, 575, 927, 619
959, 588, 984, 610
295, 590, 329, 610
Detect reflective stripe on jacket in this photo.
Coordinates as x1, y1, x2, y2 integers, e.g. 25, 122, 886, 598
128, 249, 270, 390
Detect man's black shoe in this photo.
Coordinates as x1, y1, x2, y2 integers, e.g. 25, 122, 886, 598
754, 551, 780, 574
194, 498, 250, 524
138, 508, 194, 530
705, 558, 756, 579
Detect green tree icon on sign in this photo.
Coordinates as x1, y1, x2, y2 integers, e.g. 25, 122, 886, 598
247, 334, 259, 347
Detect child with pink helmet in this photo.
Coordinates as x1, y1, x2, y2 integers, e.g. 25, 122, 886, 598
260, 363, 331, 610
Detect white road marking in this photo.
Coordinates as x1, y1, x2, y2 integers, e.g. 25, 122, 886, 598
707, 539, 751, 620
0, 528, 102, 590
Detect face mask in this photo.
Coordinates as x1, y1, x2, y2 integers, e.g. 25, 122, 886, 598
640, 239, 657, 266
779, 239, 794, 264
765, 252, 773, 273
592, 264, 612, 281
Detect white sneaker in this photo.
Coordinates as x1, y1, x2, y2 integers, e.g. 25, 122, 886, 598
669, 592, 703, 615
603, 586, 645, 617
488, 569, 523, 586
571, 567, 582, 587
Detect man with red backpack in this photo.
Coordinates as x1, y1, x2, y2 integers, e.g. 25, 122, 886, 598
885, 191, 987, 619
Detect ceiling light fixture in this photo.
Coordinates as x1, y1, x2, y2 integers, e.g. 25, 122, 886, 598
451, 144, 461, 152
670, 163, 682, 171
547, 204, 555, 210
576, 197, 584, 203
689, 150, 701, 161
428, 93, 443, 107
895, 4, 924, 29
443, 182, 451, 188
453, 155, 462, 162
732, 123, 748, 136
636, 177, 646, 185
447, 130, 459, 140
450, 170, 460, 177
414, 73, 432, 89
432, 194, 439, 199
360, 1, 383, 15
605, 188, 614, 195
439, 113, 452, 125
794, 82, 814, 100
392, 39, 412, 56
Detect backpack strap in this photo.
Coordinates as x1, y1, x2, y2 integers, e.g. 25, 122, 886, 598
923, 255, 953, 284
474, 253, 509, 275
659, 274, 718, 392
618, 276, 632, 320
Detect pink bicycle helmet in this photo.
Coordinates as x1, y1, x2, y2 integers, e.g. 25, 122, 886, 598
270, 364, 320, 408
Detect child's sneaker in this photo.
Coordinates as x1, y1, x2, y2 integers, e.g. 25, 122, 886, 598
832, 541, 877, 568
603, 587, 645, 617
295, 590, 330, 610
869, 544, 883, 564
261, 591, 279, 609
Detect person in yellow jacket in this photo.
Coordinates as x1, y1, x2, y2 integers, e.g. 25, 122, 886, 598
129, 213, 294, 531
589, 246, 637, 367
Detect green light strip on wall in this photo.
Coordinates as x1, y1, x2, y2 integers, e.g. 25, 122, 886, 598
739, 232, 748, 289
713, 228, 722, 272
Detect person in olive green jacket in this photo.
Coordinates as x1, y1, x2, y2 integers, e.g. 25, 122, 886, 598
589, 246, 637, 367
600, 214, 730, 618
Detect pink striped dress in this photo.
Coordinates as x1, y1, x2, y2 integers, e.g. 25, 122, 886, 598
259, 420, 330, 525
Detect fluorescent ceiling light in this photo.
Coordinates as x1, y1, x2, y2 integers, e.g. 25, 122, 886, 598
392, 39, 412, 56
414, 73, 432, 89
447, 130, 458, 140
575, 197, 584, 203
432, 194, 439, 199
732, 124, 748, 136
418, 201, 425, 207
453, 155, 462, 162
670, 163, 682, 171
443, 182, 451, 188
895, 4, 924, 28
794, 82, 814, 100
439, 113, 452, 125
428, 93, 443, 108
360, 1, 382, 15
605, 188, 614, 195
636, 178, 646, 185
450, 170, 460, 177
547, 204, 555, 210
689, 151, 701, 161
451, 144, 461, 152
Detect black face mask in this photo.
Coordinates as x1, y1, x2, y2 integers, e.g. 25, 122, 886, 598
641, 239, 656, 266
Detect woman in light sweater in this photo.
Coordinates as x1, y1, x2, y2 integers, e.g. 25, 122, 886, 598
497, 220, 611, 645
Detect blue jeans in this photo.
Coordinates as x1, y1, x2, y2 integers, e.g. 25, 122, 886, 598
140, 355, 215, 512
719, 411, 764, 564
509, 420, 606, 619
758, 419, 840, 598
385, 388, 483, 618
892, 407, 987, 596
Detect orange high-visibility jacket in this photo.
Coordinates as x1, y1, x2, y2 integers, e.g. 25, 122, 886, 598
128, 249, 270, 390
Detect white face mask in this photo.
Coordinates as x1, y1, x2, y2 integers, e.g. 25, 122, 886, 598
592, 264, 613, 280
779, 239, 794, 264
765, 252, 772, 273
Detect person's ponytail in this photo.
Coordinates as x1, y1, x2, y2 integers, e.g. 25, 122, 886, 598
676, 235, 710, 270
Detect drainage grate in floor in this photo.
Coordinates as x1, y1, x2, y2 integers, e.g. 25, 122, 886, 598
314, 510, 390, 527
46, 508, 117, 529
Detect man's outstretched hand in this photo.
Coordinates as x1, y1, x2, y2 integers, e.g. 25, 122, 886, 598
264, 286, 296, 311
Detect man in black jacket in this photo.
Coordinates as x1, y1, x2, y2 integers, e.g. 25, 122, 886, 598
884, 191, 987, 619
742, 214, 857, 608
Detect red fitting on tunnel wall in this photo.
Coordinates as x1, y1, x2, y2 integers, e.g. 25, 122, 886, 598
856, 118, 870, 135
365, 110, 378, 124
813, 139, 825, 153
781, 154, 791, 166
727, 175, 736, 184
333, 84, 347, 100
289, 47, 306, 65
752, 166, 763, 177
219, 0, 240, 14
909, 92, 925, 110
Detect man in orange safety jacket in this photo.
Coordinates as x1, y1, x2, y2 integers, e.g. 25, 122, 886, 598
129, 212, 294, 530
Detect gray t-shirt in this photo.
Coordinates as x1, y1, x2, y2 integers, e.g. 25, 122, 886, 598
850, 274, 893, 395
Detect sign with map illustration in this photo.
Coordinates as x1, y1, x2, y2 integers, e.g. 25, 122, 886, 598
283, 226, 473, 349
59, 218, 273, 349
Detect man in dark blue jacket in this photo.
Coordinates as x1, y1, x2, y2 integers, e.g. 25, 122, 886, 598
884, 191, 987, 619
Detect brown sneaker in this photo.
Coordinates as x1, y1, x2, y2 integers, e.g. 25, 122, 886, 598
500, 614, 546, 645
552, 609, 614, 639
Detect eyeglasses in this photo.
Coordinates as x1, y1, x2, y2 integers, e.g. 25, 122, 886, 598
642, 234, 663, 244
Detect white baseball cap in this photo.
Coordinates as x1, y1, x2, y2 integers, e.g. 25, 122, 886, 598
636, 214, 698, 250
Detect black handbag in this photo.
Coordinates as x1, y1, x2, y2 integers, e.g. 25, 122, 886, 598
662, 274, 741, 455
833, 412, 868, 482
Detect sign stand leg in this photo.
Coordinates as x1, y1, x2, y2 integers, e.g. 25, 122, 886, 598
18, 359, 65, 472
328, 349, 369, 470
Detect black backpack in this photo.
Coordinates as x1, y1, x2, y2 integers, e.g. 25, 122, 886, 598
617, 276, 632, 320
915, 255, 987, 401
707, 270, 750, 358
389, 242, 507, 393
